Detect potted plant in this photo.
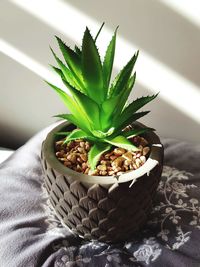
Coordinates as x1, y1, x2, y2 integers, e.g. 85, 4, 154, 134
41, 24, 163, 243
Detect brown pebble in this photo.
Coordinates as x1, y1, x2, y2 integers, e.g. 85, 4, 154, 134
140, 137, 148, 146
140, 155, 146, 164
138, 145, 143, 151
97, 165, 107, 171
113, 167, 122, 173
82, 162, 88, 171
114, 148, 126, 155
110, 155, 117, 161
59, 157, 68, 162
143, 147, 150, 156
67, 154, 77, 163
112, 157, 124, 167
77, 147, 85, 153
80, 154, 87, 162
85, 142, 90, 151
122, 151, 133, 160
124, 166, 129, 171
84, 167, 90, 174
100, 170, 107, 176
56, 140, 64, 145
129, 165, 134, 170
80, 141, 85, 148
124, 159, 131, 166
104, 151, 113, 159
56, 151, 63, 157
77, 157, 83, 163
64, 161, 72, 167
133, 163, 137, 170
68, 141, 76, 149
73, 164, 82, 172
135, 158, 141, 168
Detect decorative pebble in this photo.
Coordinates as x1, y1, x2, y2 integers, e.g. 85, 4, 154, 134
55, 133, 150, 176
143, 146, 150, 156
114, 148, 126, 155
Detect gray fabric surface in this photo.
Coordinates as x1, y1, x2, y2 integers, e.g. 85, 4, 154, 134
0, 125, 200, 267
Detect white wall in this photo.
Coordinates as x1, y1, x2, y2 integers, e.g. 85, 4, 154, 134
0, 0, 200, 148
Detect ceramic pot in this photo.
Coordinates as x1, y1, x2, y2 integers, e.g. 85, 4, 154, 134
41, 121, 163, 243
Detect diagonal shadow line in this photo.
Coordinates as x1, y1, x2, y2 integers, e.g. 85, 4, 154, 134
0, 121, 26, 149
0, 49, 200, 147
1, 81, 199, 148
130, 84, 200, 144
1, 38, 199, 127
0, 1, 200, 130
64, 0, 200, 88
3, 0, 200, 121
7, 0, 200, 89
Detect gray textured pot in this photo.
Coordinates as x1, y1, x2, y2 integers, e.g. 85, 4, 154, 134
41, 121, 164, 243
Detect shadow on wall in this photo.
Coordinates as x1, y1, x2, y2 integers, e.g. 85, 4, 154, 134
0, 0, 200, 148
0, 122, 26, 149
68, 0, 200, 88
131, 84, 200, 143
1, 82, 199, 149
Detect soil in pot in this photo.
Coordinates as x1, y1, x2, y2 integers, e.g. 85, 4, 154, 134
55, 132, 150, 176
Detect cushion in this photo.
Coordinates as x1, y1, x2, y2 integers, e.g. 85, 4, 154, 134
0, 125, 200, 267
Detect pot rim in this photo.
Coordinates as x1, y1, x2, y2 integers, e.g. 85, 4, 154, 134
42, 121, 163, 186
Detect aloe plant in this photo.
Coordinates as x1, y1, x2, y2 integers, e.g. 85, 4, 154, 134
46, 23, 158, 170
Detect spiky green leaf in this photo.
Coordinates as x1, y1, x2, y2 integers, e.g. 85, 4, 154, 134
94, 22, 105, 42
50, 48, 83, 92
55, 36, 84, 88
120, 94, 158, 123
114, 111, 150, 134
100, 72, 136, 130
102, 27, 117, 89
100, 93, 122, 130
111, 72, 136, 122
109, 51, 139, 98
122, 127, 155, 138
45, 81, 79, 116
46, 81, 93, 133
62, 79, 100, 129
74, 45, 82, 56
88, 142, 112, 170
82, 27, 104, 103
50, 65, 63, 78
63, 129, 98, 144
64, 129, 88, 143
104, 135, 139, 151
55, 114, 91, 135
91, 127, 115, 138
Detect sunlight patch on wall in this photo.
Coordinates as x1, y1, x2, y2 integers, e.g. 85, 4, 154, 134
160, 0, 200, 28
8, 0, 200, 123
0, 39, 66, 91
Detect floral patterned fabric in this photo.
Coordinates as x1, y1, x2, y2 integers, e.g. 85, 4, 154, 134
0, 126, 200, 267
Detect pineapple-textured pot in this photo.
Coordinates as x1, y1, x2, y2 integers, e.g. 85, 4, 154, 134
41, 121, 163, 243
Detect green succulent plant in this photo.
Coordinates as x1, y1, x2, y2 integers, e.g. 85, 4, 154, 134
46, 23, 158, 170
